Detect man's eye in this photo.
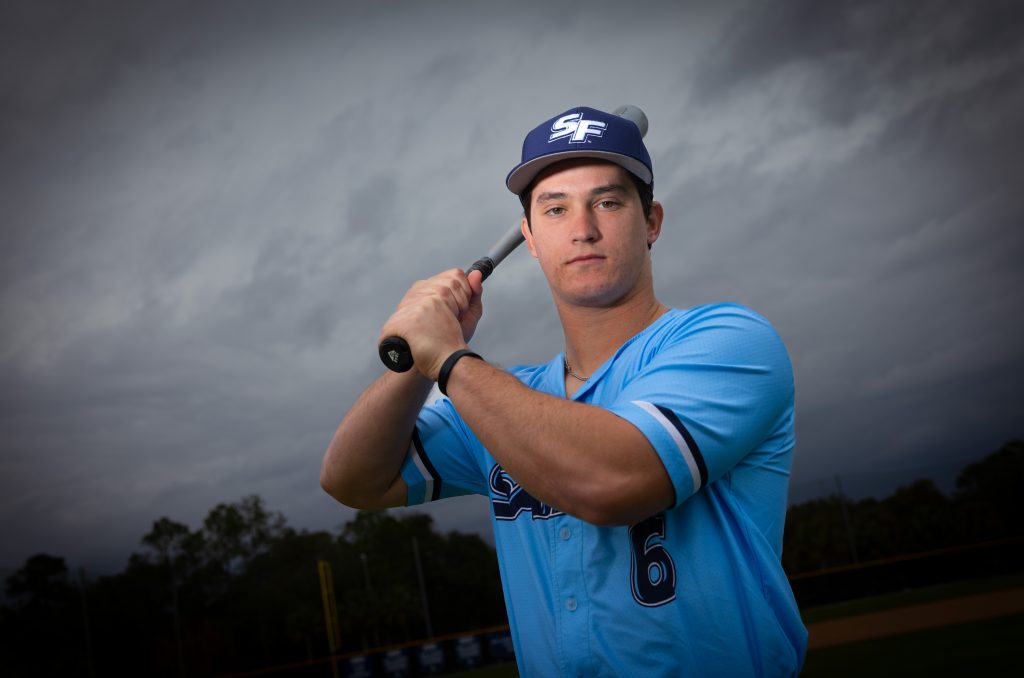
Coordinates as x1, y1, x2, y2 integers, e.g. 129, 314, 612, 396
544, 206, 566, 216
597, 200, 619, 209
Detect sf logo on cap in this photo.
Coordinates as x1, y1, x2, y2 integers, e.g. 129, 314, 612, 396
549, 112, 607, 144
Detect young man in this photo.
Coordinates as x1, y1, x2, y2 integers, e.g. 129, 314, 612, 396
321, 106, 807, 676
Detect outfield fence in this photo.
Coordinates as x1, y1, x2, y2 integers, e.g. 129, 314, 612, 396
220, 624, 514, 678
788, 536, 1024, 608
222, 537, 1023, 677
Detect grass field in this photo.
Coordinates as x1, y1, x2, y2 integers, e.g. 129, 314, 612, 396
800, 572, 1024, 624
446, 662, 518, 678
801, 573, 1024, 675
801, 613, 1024, 677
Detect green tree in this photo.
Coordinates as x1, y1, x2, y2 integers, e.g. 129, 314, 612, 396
202, 495, 286, 576
783, 496, 859, 572
953, 439, 1024, 541
880, 479, 953, 553
336, 510, 505, 645
5, 553, 75, 608
1, 554, 85, 676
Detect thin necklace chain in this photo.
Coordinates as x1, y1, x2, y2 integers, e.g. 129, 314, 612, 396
563, 306, 668, 385
564, 357, 589, 382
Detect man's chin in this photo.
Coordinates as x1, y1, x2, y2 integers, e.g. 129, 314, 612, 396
556, 285, 629, 309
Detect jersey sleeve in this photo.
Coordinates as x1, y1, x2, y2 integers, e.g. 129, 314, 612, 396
606, 304, 795, 508
399, 395, 489, 506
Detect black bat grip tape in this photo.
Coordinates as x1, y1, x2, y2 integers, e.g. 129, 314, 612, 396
379, 335, 414, 372
468, 256, 495, 281
378, 258, 494, 372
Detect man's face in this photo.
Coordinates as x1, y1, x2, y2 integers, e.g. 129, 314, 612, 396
521, 160, 662, 309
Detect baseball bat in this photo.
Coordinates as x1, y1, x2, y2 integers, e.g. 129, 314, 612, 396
379, 105, 649, 373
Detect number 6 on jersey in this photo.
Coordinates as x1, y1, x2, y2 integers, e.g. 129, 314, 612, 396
629, 514, 677, 607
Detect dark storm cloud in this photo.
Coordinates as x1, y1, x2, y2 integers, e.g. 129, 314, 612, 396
671, 0, 1024, 497
0, 0, 376, 569
695, 0, 1024, 97
1, 0, 1021, 573
687, 0, 1024, 172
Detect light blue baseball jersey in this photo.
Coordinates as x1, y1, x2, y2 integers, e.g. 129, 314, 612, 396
400, 303, 807, 677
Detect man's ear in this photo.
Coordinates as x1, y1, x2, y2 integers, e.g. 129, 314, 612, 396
521, 216, 537, 258
646, 201, 664, 247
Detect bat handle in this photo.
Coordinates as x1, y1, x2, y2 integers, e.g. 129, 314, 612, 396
379, 335, 414, 372
378, 258, 495, 372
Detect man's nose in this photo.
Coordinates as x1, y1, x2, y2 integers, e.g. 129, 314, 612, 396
570, 209, 600, 243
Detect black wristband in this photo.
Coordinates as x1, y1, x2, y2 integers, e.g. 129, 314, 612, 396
437, 349, 482, 396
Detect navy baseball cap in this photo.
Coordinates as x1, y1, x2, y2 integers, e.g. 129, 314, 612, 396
506, 106, 653, 195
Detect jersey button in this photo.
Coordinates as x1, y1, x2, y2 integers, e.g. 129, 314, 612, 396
559, 526, 571, 541
565, 597, 577, 612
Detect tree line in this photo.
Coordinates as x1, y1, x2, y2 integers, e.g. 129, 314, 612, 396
1, 500, 506, 677
782, 439, 1022, 572
2, 439, 1020, 676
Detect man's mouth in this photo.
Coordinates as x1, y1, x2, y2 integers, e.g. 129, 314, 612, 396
567, 254, 605, 265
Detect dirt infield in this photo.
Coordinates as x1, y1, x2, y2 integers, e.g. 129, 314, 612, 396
806, 587, 1024, 648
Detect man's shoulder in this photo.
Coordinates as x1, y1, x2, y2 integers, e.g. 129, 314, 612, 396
652, 302, 783, 345
670, 301, 774, 326
651, 302, 792, 375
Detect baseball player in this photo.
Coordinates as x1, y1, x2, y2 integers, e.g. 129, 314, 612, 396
321, 106, 807, 676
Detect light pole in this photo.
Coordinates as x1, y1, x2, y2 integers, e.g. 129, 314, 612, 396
412, 538, 434, 639
360, 553, 380, 647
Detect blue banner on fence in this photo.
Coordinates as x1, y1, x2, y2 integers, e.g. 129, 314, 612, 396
344, 654, 374, 678
416, 642, 446, 674
380, 648, 411, 678
487, 629, 515, 661
454, 635, 482, 669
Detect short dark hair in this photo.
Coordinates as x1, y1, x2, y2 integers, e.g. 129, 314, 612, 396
518, 162, 654, 231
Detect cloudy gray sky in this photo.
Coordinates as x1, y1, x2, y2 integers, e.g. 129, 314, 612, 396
2, 0, 1022, 575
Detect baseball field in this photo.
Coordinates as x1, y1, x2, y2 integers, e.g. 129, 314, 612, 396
800, 573, 1024, 676
448, 573, 1024, 677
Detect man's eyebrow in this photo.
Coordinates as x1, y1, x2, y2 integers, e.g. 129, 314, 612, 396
534, 185, 629, 203
590, 184, 629, 197
534, 191, 567, 203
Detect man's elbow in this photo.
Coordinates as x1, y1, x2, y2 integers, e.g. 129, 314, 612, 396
320, 456, 403, 510
319, 455, 362, 508
319, 463, 350, 506
320, 471, 373, 509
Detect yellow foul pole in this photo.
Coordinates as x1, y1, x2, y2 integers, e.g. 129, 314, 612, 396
317, 560, 342, 678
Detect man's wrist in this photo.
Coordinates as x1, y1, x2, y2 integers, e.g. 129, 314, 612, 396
437, 349, 483, 396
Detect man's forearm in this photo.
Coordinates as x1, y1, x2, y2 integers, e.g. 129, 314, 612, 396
444, 356, 674, 525
320, 369, 434, 508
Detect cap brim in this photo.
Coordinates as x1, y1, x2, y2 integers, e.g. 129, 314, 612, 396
506, 150, 652, 195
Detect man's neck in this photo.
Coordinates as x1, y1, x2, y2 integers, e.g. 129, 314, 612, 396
558, 290, 668, 379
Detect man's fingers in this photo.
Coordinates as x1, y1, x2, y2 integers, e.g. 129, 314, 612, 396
436, 269, 475, 319
400, 271, 466, 316
466, 268, 484, 297
448, 277, 472, 317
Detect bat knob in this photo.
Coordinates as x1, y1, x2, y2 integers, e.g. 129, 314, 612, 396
379, 336, 414, 372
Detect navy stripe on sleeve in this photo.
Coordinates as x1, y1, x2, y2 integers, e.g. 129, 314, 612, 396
411, 427, 442, 502
654, 404, 708, 488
